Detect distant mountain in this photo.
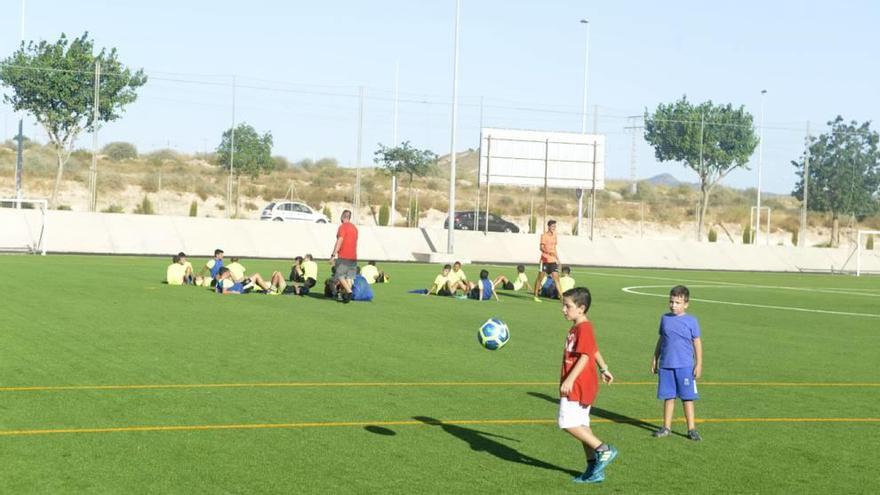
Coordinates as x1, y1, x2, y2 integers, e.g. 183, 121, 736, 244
645, 173, 687, 187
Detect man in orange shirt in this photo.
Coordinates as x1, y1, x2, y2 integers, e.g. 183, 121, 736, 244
533, 219, 563, 302
330, 209, 359, 303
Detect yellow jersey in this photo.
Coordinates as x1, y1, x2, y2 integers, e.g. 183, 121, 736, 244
166, 263, 186, 285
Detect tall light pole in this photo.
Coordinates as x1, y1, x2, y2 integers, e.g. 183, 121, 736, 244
14, 0, 26, 206
447, 0, 461, 254
579, 19, 590, 133
755, 89, 767, 245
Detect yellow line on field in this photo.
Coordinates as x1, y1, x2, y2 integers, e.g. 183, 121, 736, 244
1, 380, 879, 393
1, 417, 878, 437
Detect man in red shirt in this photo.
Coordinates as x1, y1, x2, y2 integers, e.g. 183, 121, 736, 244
533, 219, 563, 302
330, 209, 359, 303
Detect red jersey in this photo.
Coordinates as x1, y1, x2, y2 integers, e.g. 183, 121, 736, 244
560, 321, 599, 406
336, 221, 358, 260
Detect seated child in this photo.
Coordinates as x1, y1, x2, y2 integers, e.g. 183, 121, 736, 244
467, 269, 499, 301
360, 261, 389, 284
559, 266, 576, 294
199, 249, 225, 285
289, 256, 305, 283
226, 257, 247, 282
427, 264, 453, 296
447, 261, 469, 295
351, 269, 374, 301
166, 255, 190, 285
215, 267, 272, 294
177, 252, 194, 284
493, 264, 532, 292
301, 254, 319, 289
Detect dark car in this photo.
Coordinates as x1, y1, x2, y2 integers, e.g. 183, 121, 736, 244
444, 211, 520, 233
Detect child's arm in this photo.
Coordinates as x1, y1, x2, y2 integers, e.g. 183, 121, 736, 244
560, 354, 590, 395
651, 336, 662, 374
693, 337, 703, 379
593, 350, 614, 384
492, 286, 500, 302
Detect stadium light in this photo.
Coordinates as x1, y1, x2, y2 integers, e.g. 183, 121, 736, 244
755, 89, 767, 245
580, 19, 590, 134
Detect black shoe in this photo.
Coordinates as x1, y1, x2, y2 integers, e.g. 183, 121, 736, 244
342, 293, 352, 304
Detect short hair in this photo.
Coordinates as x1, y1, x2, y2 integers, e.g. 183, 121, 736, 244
479, 269, 489, 279
294, 256, 303, 263
561, 266, 571, 274
172, 255, 180, 263
218, 267, 230, 276
563, 287, 592, 313
230, 257, 239, 262
442, 264, 452, 270
304, 254, 313, 260
341, 209, 352, 220
356, 266, 362, 274
453, 261, 461, 267
177, 252, 187, 258
670, 285, 690, 301
369, 261, 376, 266
516, 264, 525, 273
214, 249, 224, 256
547, 220, 557, 227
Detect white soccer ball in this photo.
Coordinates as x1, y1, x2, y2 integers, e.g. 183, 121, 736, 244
478, 318, 510, 350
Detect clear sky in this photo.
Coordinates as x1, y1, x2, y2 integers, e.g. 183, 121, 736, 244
1, 0, 878, 194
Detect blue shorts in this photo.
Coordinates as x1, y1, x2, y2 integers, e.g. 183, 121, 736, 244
657, 367, 699, 401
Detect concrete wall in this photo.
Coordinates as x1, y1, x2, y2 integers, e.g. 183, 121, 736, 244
2, 208, 879, 273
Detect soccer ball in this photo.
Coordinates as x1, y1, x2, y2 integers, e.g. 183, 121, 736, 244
478, 318, 510, 350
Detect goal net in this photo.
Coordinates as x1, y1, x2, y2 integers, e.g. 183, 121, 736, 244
856, 230, 880, 276
0, 198, 47, 255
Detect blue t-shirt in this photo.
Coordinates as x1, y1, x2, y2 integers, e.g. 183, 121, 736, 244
479, 278, 492, 300
658, 313, 701, 369
352, 275, 373, 301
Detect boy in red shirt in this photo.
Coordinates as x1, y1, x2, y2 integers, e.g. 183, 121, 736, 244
559, 287, 618, 484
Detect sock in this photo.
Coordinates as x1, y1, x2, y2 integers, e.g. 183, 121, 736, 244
595, 443, 609, 452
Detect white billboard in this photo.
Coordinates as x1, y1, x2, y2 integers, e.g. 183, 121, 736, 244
478, 128, 605, 190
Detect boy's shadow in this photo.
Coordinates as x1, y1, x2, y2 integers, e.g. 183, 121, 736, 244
526, 392, 687, 438
413, 416, 579, 477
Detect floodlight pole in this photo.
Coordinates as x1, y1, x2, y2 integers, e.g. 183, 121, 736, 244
754, 89, 767, 245
14, 0, 26, 208
390, 62, 399, 227
227, 75, 236, 219
447, 0, 460, 254
579, 19, 590, 134
356, 85, 364, 224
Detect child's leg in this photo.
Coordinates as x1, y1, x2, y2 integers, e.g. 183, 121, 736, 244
492, 274, 508, 288
250, 273, 270, 290
551, 272, 563, 300
533, 271, 546, 296
663, 399, 675, 429
564, 426, 603, 460
682, 400, 696, 431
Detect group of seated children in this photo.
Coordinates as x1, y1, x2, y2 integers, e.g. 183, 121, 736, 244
537, 265, 576, 299
165, 249, 387, 301
418, 262, 575, 302
322, 261, 388, 303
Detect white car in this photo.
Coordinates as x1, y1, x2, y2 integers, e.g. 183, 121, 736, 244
260, 201, 329, 223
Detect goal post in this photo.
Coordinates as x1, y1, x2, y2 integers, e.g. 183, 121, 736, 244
856, 230, 880, 276
0, 198, 48, 255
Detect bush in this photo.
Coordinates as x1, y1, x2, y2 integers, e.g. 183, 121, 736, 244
134, 195, 155, 215
708, 228, 718, 242
102, 142, 138, 161
101, 204, 124, 214
245, 201, 258, 211
742, 224, 752, 244
56, 204, 72, 211
378, 203, 390, 226
571, 220, 578, 236
868, 234, 875, 251
791, 228, 799, 246
323, 205, 332, 220
189, 201, 198, 217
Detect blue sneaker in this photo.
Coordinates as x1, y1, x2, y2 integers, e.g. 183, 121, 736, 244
591, 445, 618, 477
572, 461, 596, 483
575, 471, 605, 484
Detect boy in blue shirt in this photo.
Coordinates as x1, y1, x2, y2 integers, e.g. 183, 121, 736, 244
466, 269, 499, 301
651, 285, 703, 441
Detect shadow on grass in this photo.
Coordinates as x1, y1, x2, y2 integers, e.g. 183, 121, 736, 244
363, 425, 397, 436
526, 391, 684, 437
413, 416, 579, 477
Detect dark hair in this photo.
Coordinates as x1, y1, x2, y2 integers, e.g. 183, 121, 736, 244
563, 287, 592, 312
172, 255, 180, 263
218, 267, 230, 276
453, 261, 461, 267
369, 261, 376, 266
341, 209, 352, 220
670, 285, 690, 301
214, 249, 224, 256
177, 252, 187, 258
294, 256, 303, 263
516, 264, 525, 273
547, 220, 556, 227
230, 257, 239, 262
479, 269, 489, 280
561, 266, 571, 274
305, 254, 313, 260
442, 264, 452, 270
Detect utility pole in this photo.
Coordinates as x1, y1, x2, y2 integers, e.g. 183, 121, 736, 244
755, 89, 767, 245
623, 115, 643, 195
356, 85, 365, 224
14, 0, 26, 207
446, 0, 461, 254
799, 121, 811, 248
88, 60, 101, 212
390, 62, 399, 227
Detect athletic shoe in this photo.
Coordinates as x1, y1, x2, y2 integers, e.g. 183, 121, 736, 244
533, 297, 542, 302
342, 293, 352, 304
574, 471, 604, 484
572, 461, 597, 483
687, 429, 702, 441
590, 445, 618, 478
652, 427, 671, 438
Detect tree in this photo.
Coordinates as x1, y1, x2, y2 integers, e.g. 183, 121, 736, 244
644, 96, 758, 240
102, 141, 138, 160
374, 141, 436, 225
791, 116, 880, 246
216, 123, 274, 178
0, 32, 147, 207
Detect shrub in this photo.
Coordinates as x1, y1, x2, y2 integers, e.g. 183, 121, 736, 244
571, 220, 578, 236
189, 201, 198, 217
323, 205, 332, 220
101, 204, 124, 213
134, 195, 155, 215
56, 204, 72, 211
102, 142, 138, 161
529, 213, 537, 234
868, 234, 875, 251
708, 228, 718, 242
378, 203, 390, 226
742, 224, 752, 244
791, 228, 799, 246
245, 201, 258, 211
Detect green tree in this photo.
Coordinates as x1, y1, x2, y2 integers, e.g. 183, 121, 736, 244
216, 123, 274, 178
101, 141, 137, 160
792, 117, 880, 247
0, 32, 147, 207
374, 141, 437, 223
644, 96, 759, 240
378, 203, 390, 226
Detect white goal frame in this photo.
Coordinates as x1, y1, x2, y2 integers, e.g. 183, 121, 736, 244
0, 198, 48, 255
856, 230, 880, 276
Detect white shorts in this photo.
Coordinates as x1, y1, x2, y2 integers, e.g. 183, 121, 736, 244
558, 398, 591, 429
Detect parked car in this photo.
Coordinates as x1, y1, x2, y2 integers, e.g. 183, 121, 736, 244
444, 211, 520, 233
260, 201, 329, 223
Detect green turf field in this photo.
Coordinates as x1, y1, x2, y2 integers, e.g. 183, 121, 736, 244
1, 255, 878, 494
